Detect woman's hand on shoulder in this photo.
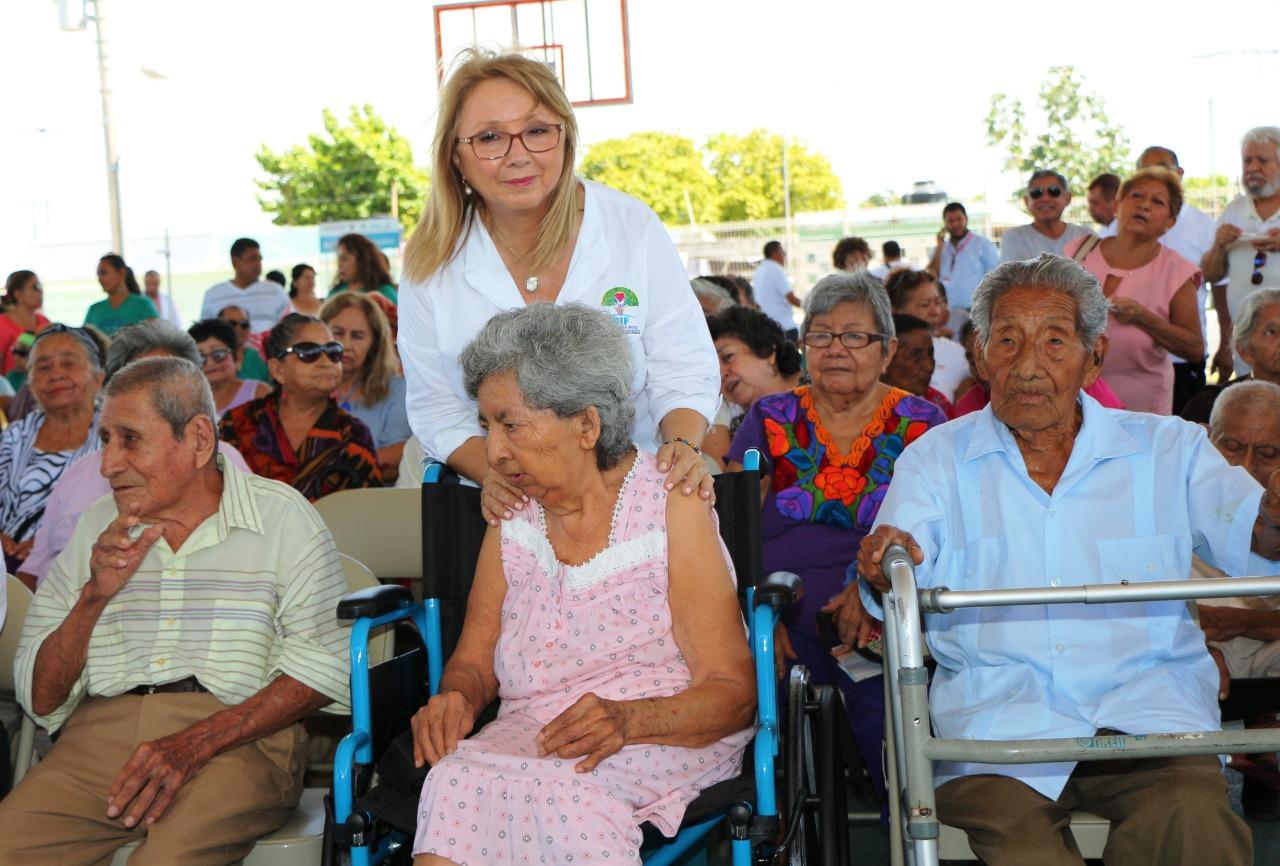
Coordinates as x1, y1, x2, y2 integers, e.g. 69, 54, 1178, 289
657, 439, 715, 503
536, 693, 632, 773
411, 689, 477, 768
481, 470, 530, 526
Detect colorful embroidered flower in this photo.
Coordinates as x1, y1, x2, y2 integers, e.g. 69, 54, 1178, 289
763, 417, 790, 457
813, 464, 866, 505
775, 487, 814, 522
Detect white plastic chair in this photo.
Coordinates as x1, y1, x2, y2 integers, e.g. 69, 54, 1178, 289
313, 487, 422, 592
1, 574, 37, 785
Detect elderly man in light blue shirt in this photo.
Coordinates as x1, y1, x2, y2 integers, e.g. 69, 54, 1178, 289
830, 254, 1280, 866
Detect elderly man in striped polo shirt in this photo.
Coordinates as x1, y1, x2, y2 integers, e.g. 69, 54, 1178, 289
0, 356, 352, 865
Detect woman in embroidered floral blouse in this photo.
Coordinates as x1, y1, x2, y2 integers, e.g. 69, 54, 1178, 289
218, 313, 382, 501
727, 271, 947, 808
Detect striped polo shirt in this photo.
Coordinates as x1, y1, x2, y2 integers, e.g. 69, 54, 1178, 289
16, 456, 352, 732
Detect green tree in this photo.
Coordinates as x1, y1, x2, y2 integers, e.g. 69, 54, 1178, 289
986, 66, 1130, 198
706, 130, 844, 222
859, 190, 898, 208
255, 105, 429, 231
579, 132, 716, 225
1181, 174, 1231, 193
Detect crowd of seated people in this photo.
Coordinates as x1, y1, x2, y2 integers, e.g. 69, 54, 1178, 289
1, 46, 1280, 864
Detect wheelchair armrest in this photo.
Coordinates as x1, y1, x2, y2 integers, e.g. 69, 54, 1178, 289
756, 571, 803, 608
337, 584, 414, 621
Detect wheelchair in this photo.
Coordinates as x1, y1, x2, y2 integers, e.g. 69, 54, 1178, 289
325, 449, 852, 866
878, 544, 1280, 866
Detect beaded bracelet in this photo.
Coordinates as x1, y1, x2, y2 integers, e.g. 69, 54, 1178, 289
662, 437, 702, 455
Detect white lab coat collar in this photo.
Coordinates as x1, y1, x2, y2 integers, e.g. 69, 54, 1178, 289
461, 180, 611, 307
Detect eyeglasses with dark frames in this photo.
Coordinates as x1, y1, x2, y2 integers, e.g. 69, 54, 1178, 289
199, 348, 233, 365
1027, 185, 1063, 200
278, 341, 343, 364
455, 123, 564, 161
802, 330, 889, 350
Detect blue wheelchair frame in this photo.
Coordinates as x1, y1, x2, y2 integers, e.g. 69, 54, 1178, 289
332, 449, 788, 866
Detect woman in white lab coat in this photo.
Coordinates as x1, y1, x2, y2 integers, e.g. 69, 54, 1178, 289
398, 49, 720, 523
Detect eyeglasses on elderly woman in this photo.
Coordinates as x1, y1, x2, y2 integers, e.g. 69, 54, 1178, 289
801, 330, 888, 350
277, 341, 343, 364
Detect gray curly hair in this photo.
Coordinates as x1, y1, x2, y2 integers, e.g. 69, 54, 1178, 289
461, 303, 636, 469
970, 254, 1110, 348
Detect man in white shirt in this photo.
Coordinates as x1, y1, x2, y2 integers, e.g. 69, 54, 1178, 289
868, 240, 905, 282
1087, 172, 1120, 238
143, 270, 184, 329
927, 202, 1000, 332
1203, 127, 1280, 381
1136, 145, 1219, 411
752, 241, 802, 340
998, 169, 1090, 262
198, 238, 289, 334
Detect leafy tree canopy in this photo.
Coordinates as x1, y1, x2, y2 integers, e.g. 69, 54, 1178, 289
256, 105, 429, 231
707, 130, 844, 222
579, 132, 717, 224
986, 66, 1130, 198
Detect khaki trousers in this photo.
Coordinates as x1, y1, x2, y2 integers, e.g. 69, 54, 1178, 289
0, 692, 306, 866
936, 754, 1252, 866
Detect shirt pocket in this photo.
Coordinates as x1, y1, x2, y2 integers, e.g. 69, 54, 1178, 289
943, 536, 1008, 664
1096, 533, 1185, 656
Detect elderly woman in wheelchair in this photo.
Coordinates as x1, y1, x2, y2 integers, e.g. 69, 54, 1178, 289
408, 303, 756, 865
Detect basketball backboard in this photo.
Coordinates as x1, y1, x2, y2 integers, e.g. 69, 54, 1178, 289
434, 0, 632, 107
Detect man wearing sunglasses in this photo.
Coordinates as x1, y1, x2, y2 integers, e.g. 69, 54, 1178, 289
1203, 126, 1280, 381
999, 169, 1090, 264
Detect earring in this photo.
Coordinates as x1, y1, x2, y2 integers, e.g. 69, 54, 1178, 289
462, 178, 472, 197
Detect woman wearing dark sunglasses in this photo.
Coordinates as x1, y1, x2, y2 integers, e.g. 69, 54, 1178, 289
187, 318, 271, 417
218, 313, 382, 500
998, 169, 1091, 263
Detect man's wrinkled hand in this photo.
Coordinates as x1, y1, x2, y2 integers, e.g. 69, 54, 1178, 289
88, 503, 163, 602
106, 730, 210, 828
856, 525, 925, 593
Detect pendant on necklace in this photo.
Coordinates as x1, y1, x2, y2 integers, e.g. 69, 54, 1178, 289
524, 275, 539, 293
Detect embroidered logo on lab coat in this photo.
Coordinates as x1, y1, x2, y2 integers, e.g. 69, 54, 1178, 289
602, 287, 641, 334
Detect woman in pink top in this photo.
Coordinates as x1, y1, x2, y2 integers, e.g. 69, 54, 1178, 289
0, 271, 51, 375
1066, 167, 1204, 414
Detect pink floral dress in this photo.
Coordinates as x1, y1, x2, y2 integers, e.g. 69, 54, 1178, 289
413, 451, 754, 864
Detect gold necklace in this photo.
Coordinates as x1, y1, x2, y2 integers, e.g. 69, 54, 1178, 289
490, 225, 539, 293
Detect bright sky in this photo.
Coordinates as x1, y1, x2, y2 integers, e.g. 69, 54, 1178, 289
2, 0, 1278, 264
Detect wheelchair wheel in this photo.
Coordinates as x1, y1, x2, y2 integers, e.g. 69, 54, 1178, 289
783, 666, 818, 865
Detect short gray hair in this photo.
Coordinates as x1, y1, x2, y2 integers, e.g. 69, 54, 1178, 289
691, 278, 735, 312
105, 319, 201, 382
970, 254, 1110, 348
1210, 380, 1280, 435
104, 356, 216, 440
460, 303, 635, 470
1027, 169, 1069, 194
1233, 288, 1280, 354
801, 271, 895, 355
1242, 126, 1280, 156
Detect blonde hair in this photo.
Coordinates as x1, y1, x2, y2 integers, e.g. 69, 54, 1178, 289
1118, 166, 1183, 220
402, 49, 581, 284
320, 292, 398, 405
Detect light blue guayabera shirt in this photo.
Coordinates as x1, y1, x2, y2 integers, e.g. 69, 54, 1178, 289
860, 394, 1277, 799
937, 231, 1000, 310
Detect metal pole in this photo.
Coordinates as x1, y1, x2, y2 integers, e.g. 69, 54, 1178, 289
92, 0, 124, 255
781, 136, 793, 280
920, 575, 1280, 613
162, 227, 174, 314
